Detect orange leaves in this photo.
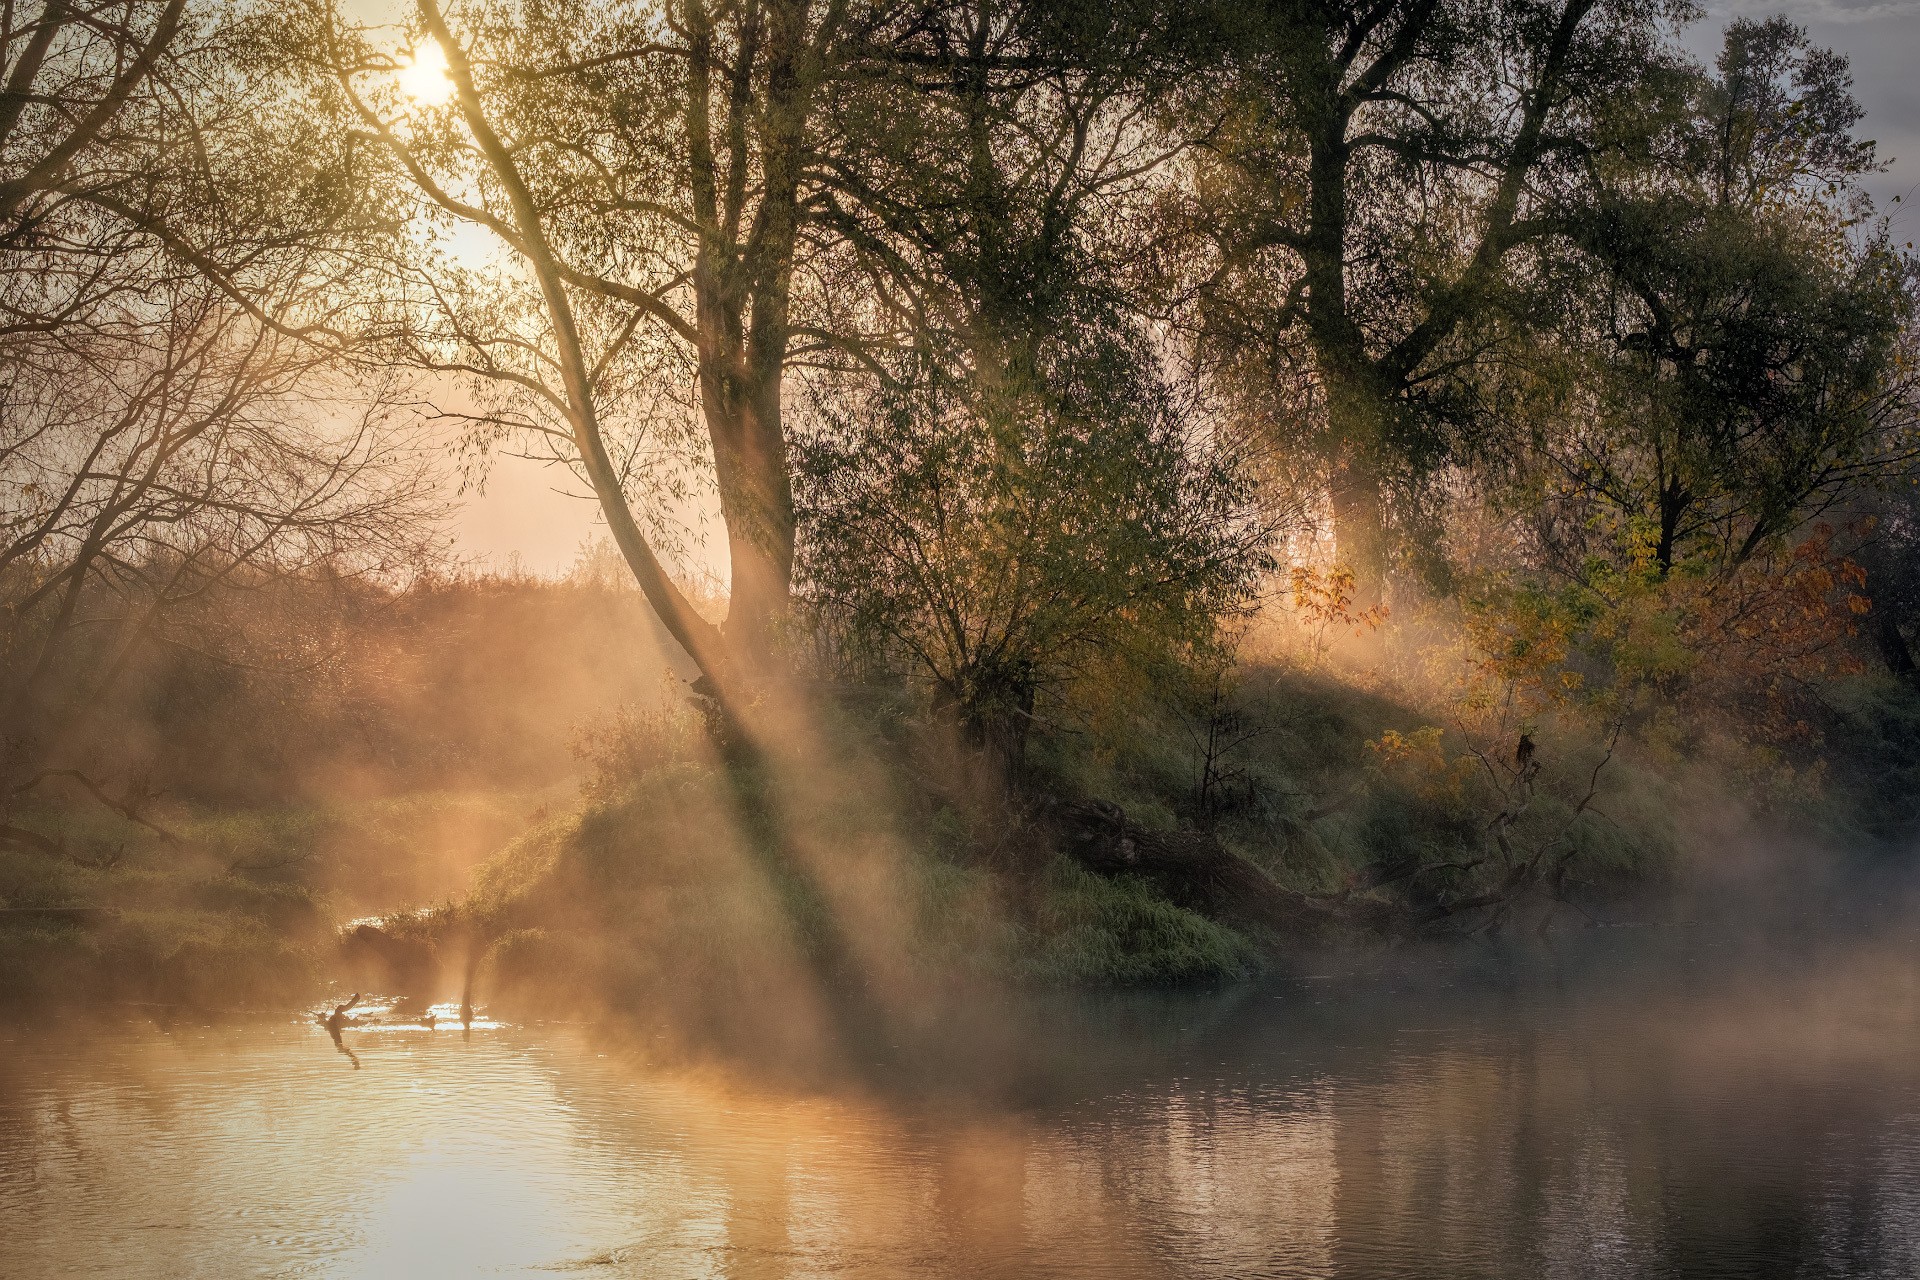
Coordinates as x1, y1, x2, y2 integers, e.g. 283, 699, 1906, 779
1455, 523, 1878, 750
1284, 562, 1389, 666
1289, 563, 1389, 634
1367, 726, 1475, 808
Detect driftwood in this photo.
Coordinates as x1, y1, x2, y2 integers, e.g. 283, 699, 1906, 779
1047, 800, 1403, 938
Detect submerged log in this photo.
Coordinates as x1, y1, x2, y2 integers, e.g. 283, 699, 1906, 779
1046, 800, 1403, 938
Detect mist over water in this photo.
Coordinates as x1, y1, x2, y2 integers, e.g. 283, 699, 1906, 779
7, 907, 1920, 1280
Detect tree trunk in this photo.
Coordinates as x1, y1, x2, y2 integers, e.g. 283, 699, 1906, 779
1329, 447, 1387, 597
696, 343, 795, 669
1302, 105, 1391, 601
1877, 613, 1918, 679
685, 0, 812, 674
1655, 478, 1688, 575
1319, 348, 1392, 600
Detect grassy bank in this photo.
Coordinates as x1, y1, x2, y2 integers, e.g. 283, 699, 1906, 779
9, 656, 1917, 1014
379, 662, 1707, 1019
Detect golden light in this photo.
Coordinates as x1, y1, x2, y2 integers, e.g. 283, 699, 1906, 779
399, 42, 453, 107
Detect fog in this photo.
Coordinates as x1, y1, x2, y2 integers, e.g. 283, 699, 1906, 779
8, 0, 1920, 1274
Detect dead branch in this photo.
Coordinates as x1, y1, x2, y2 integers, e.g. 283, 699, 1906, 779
14, 770, 179, 843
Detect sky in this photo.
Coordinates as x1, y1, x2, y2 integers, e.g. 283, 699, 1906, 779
1690, 0, 1920, 215
448, 0, 1920, 580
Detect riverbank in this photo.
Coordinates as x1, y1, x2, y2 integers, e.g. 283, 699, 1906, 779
6, 658, 1917, 1016
337, 660, 1920, 1025
0, 789, 552, 1009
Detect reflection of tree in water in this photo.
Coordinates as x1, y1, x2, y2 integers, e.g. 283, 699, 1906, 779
320, 994, 360, 1070
324, 1023, 359, 1070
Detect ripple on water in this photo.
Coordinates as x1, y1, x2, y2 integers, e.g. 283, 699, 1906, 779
5, 937, 1920, 1278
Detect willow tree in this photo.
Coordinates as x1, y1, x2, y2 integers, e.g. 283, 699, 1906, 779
1171, 0, 1688, 592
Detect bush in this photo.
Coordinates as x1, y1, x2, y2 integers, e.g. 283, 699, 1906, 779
796, 327, 1271, 762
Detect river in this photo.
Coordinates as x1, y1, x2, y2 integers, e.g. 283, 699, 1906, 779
5, 921, 1920, 1278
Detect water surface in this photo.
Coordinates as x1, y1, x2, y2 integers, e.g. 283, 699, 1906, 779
6, 927, 1920, 1278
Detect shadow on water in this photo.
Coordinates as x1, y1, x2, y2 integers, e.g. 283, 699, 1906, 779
6, 894, 1920, 1277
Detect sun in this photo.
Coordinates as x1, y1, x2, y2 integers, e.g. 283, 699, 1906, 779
398, 42, 453, 107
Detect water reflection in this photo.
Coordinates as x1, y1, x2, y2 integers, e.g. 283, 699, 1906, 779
3, 930, 1920, 1277
320, 993, 362, 1068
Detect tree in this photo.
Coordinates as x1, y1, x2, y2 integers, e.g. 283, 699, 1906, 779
1168, 0, 1687, 593
296, 0, 966, 685
1506, 18, 1919, 584
0, 0, 186, 231
295, 0, 1209, 694
795, 320, 1270, 764
804, 0, 1188, 382
0, 292, 437, 782
0, 0, 440, 848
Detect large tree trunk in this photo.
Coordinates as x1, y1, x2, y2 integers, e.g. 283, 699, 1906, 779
701, 362, 796, 668
1302, 109, 1391, 601
1318, 353, 1393, 602
685, 0, 812, 674
1877, 613, 1919, 679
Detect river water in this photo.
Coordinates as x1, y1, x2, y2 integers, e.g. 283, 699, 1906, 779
5, 924, 1920, 1279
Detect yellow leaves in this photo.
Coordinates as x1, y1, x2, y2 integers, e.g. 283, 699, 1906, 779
1288, 563, 1389, 634
1283, 561, 1390, 666
1369, 726, 1443, 765
1369, 726, 1475, 807
1848, 594, 1873, 616
1623, 519, 1662, 572
1458, 584, 1586, 719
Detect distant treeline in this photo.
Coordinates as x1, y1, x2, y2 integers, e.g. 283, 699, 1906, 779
37, 565, 686, 807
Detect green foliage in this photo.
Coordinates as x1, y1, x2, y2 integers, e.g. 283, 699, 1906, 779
797, 327, 1271, 756
1805, 675, 1920, 845
1008, 861, 1258, 986
1496, 16, 1918, 583
461, 697, 1268, 1000
10, 1, 1920, 1015
1171, 0, 1701, 573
